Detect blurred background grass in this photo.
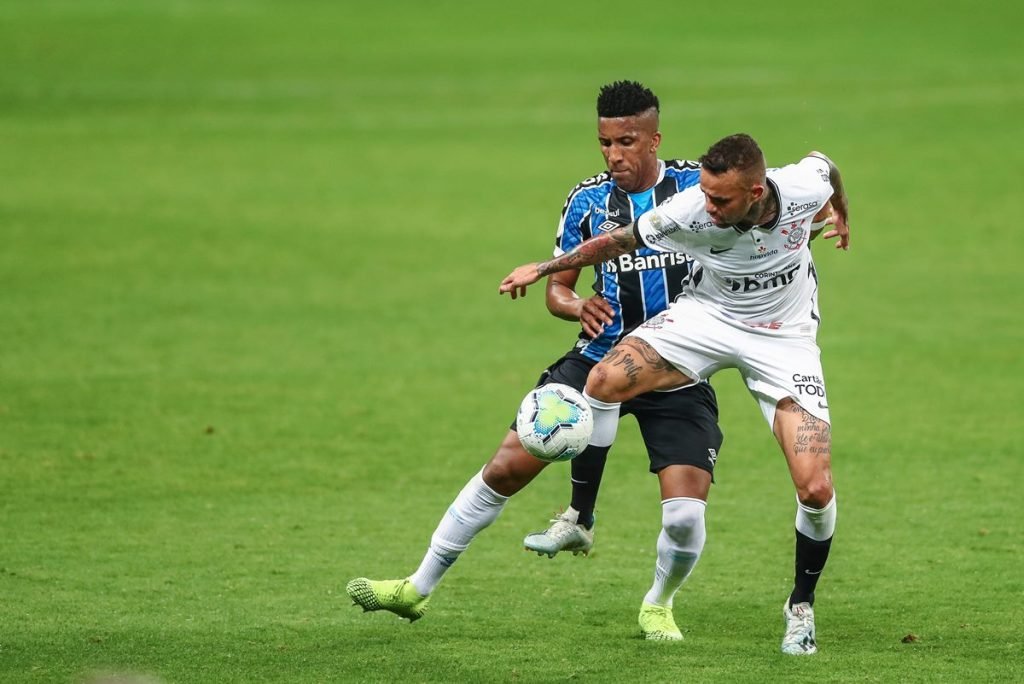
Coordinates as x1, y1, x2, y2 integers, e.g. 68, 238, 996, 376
1, 1, 1022, 681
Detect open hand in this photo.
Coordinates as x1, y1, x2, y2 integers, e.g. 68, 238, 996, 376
821, 205, 850, 250
579, 294, 614, 338
499, 263, 543, 299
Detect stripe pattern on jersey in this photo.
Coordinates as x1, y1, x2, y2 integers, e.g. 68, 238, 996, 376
554, 160, 701, 362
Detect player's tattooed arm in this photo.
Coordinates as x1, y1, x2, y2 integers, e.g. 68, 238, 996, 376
808, 151, 850, 250
499, 224, 638, 299
538, 224, 637, 276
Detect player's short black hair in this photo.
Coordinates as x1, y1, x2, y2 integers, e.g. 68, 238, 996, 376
699, 134, 765, 176
597, 81, 660, 118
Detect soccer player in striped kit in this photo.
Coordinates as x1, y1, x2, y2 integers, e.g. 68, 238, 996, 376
347, 81, 724, 642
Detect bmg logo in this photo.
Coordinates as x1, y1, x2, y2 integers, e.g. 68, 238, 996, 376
726, 265, 801, 292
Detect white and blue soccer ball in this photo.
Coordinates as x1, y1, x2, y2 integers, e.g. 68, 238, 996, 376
516, 383, 594, 463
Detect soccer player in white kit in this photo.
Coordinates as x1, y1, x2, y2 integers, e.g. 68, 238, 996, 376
500, 133, 851, 654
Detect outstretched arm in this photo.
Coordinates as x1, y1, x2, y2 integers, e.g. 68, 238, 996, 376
808, 151, 850, 250
499, 224, 638, 299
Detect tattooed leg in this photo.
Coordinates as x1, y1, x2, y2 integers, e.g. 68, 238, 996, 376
773, 399, 837, 611
773, 398, 833, 508
585, 338, 693, 404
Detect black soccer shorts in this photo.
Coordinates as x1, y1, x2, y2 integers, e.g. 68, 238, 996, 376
510, 348, 724, 475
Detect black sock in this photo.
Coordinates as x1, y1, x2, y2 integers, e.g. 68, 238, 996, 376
790, 530, 833, 607
568, 445, 609, 529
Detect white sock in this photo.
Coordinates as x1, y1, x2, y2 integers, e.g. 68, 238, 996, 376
644, 497, 707, 607
584, 390, 620, 447
795, 492, 836, 541
408, 470, 509, 595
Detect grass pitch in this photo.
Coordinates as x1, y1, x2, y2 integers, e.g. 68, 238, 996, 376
1, 1, 1022, 681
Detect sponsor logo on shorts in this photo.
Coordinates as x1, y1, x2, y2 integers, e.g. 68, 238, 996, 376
707, 448, 718, 466
792, 373, 826, 399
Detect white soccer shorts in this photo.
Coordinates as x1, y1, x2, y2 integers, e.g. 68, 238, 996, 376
629, 297, 831, 427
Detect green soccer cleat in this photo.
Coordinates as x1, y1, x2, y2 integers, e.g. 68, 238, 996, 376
346, 577, 430, 622
638, 602, 683, 641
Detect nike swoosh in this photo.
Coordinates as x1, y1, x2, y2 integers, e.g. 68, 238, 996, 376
709, 247, 732, 254
818, 402, 829, 409
804, 569, 821, 575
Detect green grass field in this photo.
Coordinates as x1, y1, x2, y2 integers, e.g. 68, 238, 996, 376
2, 1, 1022, 681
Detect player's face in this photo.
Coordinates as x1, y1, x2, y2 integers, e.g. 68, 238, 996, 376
700, 168, 760, 227
598, 111, 661, 193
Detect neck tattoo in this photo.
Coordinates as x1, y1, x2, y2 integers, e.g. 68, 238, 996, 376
755, 192, 778, 227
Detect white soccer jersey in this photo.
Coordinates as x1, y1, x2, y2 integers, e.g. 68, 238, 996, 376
636, 156, 833, 331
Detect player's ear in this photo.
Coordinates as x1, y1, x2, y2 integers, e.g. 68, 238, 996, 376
750, 183, 765, 201
650, 131, 662, 152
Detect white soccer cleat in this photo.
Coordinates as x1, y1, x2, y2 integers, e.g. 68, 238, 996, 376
523, 507, 594, 558
781, 600, 817, 655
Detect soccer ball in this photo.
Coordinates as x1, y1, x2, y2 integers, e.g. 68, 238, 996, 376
516, 383, 594, 463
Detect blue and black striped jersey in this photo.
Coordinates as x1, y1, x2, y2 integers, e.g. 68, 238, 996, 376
555, 160, 701, 361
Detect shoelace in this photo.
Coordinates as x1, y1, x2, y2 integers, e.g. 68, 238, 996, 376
546, 519, 580, 541
784, 611, 813, 639
388, 581, 408, 602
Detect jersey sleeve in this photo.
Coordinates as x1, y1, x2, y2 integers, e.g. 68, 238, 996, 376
635, 191, 696, 253
795, 155, 835, 205
553, 185, 593, 258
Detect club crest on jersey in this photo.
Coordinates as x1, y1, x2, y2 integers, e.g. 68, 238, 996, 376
641, 312, 672, 329
780, 223, 808, 251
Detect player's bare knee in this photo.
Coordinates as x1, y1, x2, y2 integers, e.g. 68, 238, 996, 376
797, 479, 834, 509
585, 363, 625, 403
481, 459, 513, 492
482, 440, 541, 495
